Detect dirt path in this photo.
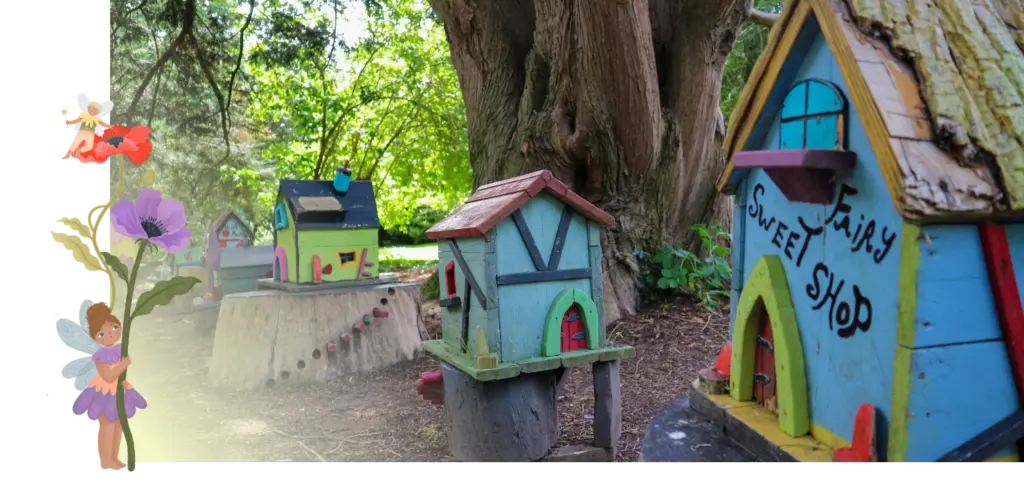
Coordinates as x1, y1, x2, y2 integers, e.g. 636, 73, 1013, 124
124, 292, 727, 462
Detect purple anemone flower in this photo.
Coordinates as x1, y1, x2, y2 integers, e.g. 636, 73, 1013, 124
111, 189, 191, 254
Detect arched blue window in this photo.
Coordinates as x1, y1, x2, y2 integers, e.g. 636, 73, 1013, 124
779, 79, 847, 151
274, 202, 288, 230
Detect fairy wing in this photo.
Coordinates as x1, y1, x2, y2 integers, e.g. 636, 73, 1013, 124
56, 296, 100, 392
77, 93, 90, 113
92, 98, 115, 135
78, 300, 92, 333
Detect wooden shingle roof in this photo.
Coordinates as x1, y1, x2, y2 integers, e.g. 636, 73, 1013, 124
425, 170, 616, 240
719, 0, 1024, 221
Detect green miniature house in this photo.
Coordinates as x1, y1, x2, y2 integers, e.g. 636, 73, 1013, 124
422, 170, 635, 380
272, 168, 381, 284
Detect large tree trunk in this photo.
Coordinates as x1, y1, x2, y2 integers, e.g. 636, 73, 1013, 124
429, 0, 750, 322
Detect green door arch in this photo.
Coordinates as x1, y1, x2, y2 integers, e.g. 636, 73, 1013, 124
542, 288, 600, 356
730, 255, 810, 438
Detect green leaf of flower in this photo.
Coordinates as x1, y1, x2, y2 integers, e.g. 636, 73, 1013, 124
52, 232, 103, 271
132, 276, 202, 319
100, 252, 130, 282
58, 218, 92, 239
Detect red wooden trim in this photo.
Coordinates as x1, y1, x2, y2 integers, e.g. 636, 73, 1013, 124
444, 260, 457, 298
425, 170, 615, 240
312, 255, 322, 284
978, 222, 1024, 401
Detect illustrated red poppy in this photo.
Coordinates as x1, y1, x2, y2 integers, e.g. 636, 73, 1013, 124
74, 126, 153, 165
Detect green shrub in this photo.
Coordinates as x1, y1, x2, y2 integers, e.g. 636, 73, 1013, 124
420, 269, 440, 301
635, 224, 732, 310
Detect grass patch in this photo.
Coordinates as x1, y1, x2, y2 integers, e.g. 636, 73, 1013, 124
381, 244, 438, 261
379, 244, 438, 272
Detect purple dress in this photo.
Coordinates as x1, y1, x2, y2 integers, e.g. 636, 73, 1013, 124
72, 344, 147, 421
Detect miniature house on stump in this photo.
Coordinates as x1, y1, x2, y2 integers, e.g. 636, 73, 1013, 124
270, 167, 380, 285
421, 170, 635, 461
666, 0, 1023, 463
209, 167, 426, 391
204, 210, 257, 299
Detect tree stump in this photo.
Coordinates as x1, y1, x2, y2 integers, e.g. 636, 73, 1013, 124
208, 282, 426, 390
441, 362, 559, 462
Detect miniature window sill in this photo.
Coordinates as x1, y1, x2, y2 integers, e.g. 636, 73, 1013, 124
732, 149, 856, 204
439, 296, 462, 310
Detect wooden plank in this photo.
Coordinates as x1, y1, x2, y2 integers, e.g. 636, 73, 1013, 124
496, 268, 591, 285
511, 209, 547, 271
978, 222, 1024, 400
593, 360, 622, 454
461, 278, 471, 350
547, 206, 574, 271
446, 240, 488, 310
589, 237, 606, 345
484, 234, 501, 361
937, 410, 1024, 462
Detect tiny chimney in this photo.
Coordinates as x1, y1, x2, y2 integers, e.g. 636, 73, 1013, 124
333, 160, 352, 194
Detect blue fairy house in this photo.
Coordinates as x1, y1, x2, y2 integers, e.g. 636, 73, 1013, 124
421, 169, 634, 378
684, 0, 1024, 463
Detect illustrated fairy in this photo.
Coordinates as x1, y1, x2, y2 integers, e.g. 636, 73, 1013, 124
63, 94, 113, 159
58, 299, 147, 470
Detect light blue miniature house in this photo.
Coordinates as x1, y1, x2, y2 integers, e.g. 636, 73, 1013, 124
421, 170, 635, 380
696, 0, 1023, 463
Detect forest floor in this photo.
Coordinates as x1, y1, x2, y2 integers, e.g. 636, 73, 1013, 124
126, 269, 729, 462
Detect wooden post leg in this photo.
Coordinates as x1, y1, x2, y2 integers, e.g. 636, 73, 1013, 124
593, 360, 622, 458
440, 362, 559, 461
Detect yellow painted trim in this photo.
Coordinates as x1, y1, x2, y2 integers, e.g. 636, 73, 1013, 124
889, 222, 920, 462
699, 384, 834, 462
729, 255, 810, 438
810, 423, 852, 451
985, 453, 1021, 462
718, 0, 812, 192
811, 0, 905, 213
718, 0, 908, 217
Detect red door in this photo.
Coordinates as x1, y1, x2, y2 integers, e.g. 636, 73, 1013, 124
561, 305, 587, 353
753, 314, 778, 415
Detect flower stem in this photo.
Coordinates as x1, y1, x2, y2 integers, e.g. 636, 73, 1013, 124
116, 239, 147, 472
89, 157, 127, 308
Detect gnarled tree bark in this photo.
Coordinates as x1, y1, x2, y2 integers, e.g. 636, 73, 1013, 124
428, 0, 752, 322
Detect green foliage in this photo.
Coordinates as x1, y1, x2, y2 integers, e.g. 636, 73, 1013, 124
100, 252, 131, 282
378, 257, 434, 272
420, 269, 440, 301
635, 225, 732, 311
132, 276, 203, 319
720, 0, 784, 121
382, 206, 447, 245
246, 0, 471, 232
111, 0, 470, 246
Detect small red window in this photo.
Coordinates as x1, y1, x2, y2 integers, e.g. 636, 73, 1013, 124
444, 261, 457, 298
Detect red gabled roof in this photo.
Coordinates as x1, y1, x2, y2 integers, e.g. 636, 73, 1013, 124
425, 170, 616, 240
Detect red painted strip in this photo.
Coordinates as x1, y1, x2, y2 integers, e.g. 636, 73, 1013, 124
978, 222, 1024, 401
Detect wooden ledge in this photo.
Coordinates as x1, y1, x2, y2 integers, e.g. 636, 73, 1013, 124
733, 149, 856, 204
420, 339, 635, 382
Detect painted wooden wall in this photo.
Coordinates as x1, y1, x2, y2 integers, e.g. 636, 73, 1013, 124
1005, 223, 1024, 295
734, 21, 902, 456
494, 194, 593, 362
220, 266, 271, 295
437, 237, 494, 357
894, 222, 1018, 461
274, 197, 298, 282
296, 228, 379, 283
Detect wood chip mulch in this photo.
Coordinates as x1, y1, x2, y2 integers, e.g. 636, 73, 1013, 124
129, 272, 728, 462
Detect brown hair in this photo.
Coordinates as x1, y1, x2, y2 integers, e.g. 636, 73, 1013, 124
86, 302, 120, 338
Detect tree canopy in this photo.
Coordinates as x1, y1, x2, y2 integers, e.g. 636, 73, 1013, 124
111, 0, 776, 245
